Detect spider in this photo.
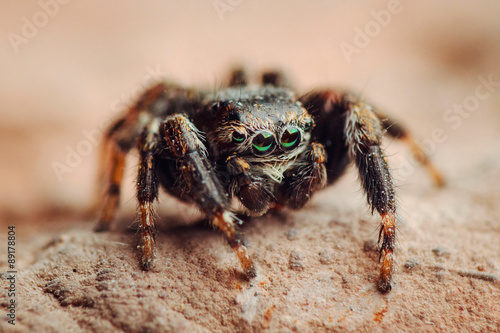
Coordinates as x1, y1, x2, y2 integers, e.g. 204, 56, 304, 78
95, 68, 443, 292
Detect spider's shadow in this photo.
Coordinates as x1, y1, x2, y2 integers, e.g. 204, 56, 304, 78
119, 209, 292, 246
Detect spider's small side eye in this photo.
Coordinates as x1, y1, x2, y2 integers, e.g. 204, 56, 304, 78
280, 127, 301, 150
252, 131, 276, 155
303, 118, 313, 131
232, 131, 246, 143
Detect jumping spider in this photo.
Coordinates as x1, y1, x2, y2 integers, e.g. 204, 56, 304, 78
96, 68, 443, 292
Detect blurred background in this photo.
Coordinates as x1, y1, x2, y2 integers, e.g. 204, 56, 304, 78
1, 0, 499, 219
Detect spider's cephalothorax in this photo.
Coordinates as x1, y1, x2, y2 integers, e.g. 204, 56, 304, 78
197, 86, 317, 215
96, 69, 444, 292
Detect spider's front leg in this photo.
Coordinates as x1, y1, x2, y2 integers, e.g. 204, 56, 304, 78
302, 91, 397, 292
343, 97, 397, 292
136, 120, 161, 269
161, 115, 256, 278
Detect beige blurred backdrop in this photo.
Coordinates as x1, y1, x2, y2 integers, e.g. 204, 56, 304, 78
1, 0, 500, 218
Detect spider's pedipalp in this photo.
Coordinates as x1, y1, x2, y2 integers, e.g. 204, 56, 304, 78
226, 154, 274, 215
276, 142, 327, 209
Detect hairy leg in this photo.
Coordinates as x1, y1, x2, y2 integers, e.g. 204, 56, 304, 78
161, 114, 256, 278
95, 140, 126, 232
228, 68, 248, 86
95, 84, 166, 231
302, 90, 397, 292
261, 70, 287, 87
344, 95, 397, 292
136, 120, 161, 269
376, 112, 445, 186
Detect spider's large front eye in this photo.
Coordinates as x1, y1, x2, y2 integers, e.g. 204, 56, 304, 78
232, 130, 246, 144
280, 127, 301, 150
252, 131, 276, 155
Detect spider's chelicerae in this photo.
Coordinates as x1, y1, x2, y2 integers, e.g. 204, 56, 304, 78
96, 69, 443, 292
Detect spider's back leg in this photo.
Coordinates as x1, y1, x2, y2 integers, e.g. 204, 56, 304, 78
228, 67, 288, 87
95, 133, 126, 231
376, 112, 445, 186
95, 83, 198, 231
228, 68, 248, 86
95, 110, 140, 231
261, 70, 287, 87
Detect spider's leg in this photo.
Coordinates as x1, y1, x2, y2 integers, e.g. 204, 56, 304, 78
344, 95, 397, 292
376, 112, 445, 186
95, 82, 197, 232
95, 86, 159, 231
95, 119, 127, 231
228, 67, 248, 86
302, 91, 397, 292
161, 114, 256, 278
136, 120, 161, 270
261, 70, 287, 87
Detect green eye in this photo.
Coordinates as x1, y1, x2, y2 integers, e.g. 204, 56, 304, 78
303, 118, 313, 131
280, 128, 301, 150
252, 132, 276, 155
232, 131, 245, 143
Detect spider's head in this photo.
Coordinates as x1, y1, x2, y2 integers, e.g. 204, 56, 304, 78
208, 86, 313, 162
